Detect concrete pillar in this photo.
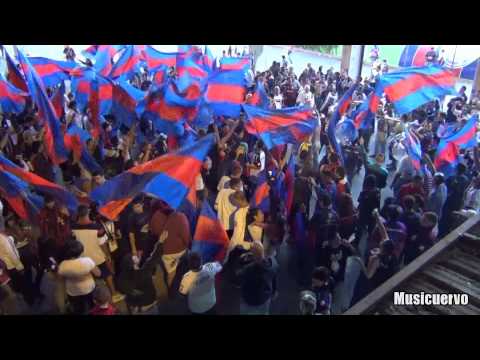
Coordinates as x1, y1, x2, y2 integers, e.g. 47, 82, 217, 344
341, 45, 352, 74
471, 59, 480, 101
349, 45, 365, 81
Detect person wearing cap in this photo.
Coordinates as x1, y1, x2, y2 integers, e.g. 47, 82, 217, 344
425, 172, 447, 219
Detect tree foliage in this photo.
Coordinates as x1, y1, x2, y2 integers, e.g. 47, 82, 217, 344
297, 45, 340, 54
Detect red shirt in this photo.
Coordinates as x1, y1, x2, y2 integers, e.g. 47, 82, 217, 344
38, 207, 70, 248
89, 304, 118, 315
399, 183, 425, 203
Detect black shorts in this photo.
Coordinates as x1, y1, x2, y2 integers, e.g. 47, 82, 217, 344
98, 262, 112, 279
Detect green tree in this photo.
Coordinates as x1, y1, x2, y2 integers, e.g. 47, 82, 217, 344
297, 45, 340, 55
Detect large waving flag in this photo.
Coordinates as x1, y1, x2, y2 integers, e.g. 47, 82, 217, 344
351, 85, 382, 130
176, 51, 208, 80
379, 65, 460, 115
250, 171, 271, 213
219, 57, 251, 72
204, 69, 246, 118
143, 46, 177, 70
0, 170, 43, 223
64, 124, 103, 174
111, 80, 145, 129
192, 200, 229, 263
138, 84, 195, 134
403, 128, 422, 170
3, 47, 27, 92
203, 45, 215, 71
191, 99, 213, 129
0, 74, 28, 114
109, 45, 141, 80
151, 64, 168, 86
91, 133, 215, 220
243, 104, 317, 150
93, 45, 123, 77
70, 68, 113, 115
50, 81, 66, 119
0, 154, 78, 214
327, 83, 358, 164
16, 48, 68, 165
178, 184, 199, 236
249, 80, 270, 109
27, 57, 77, 87
434, 114, 478, 176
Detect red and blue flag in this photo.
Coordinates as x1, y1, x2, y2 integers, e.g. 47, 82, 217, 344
202, 45, 215, 71
0, 154, 78, 214
327, 83, 358, 164
0, 74, 28, 114
219, 57, 251, 72
27, 57, 77, 87
204, 69, 246, 118
50, 81, 66, 119
351, 85, 382, 130
249, 80, 270, 109
16, 48, 68, 165
143, 46, 177, 70
3, 47, 28, 92
64, 124, 103, 175
71, 68, 113, 115
111, 80, 145, 128
434, 114, 478, 176
0, 170, 43, 223
243, 104, 317, 150
109, 45, 141, 80
379, 65, 460, 115
178, 184, 199, 236
93, 45, 124, 77
90, 133, 215, 220
250, 171, 271, 213
192, 200, 229, 263
403, 128, 422, 170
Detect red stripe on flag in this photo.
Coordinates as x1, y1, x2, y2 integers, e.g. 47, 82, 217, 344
206, 84, 245, 104
254, 182, 270, 206
128, 154, 202, 187
247, 111, 312, 133
384, 69, 457, 102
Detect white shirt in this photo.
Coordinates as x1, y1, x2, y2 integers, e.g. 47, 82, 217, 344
0, 234, 23, 271
465, 187, 480, 212
229, 206, 251, 252
273, 94, 283, 109
196, 173, 205, 191
397, 156, 416, 177
215, 188, 237, 231
58, 257, 96, 296
179, 262, 222, 313
72, 224, 108, 266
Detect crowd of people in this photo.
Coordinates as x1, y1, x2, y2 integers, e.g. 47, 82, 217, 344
1, 45, 479, 316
